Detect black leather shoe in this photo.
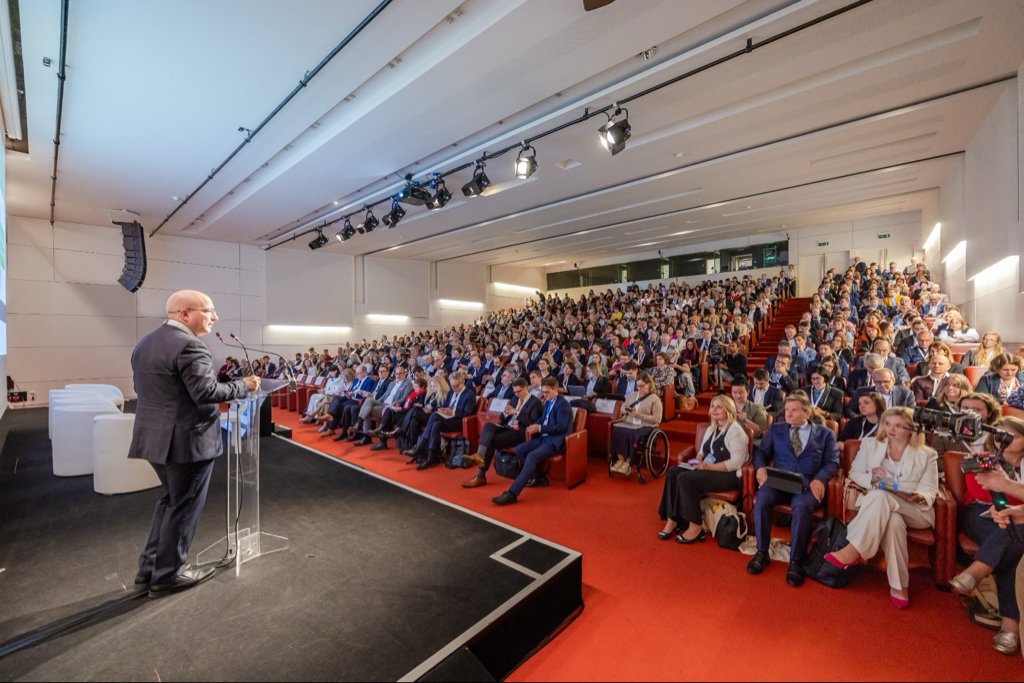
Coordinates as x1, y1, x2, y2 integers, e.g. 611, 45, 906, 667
786, 563, 805, 587
332, 433, 347, 442
492, 491, 517, 506
657, 528, 678, 541
746, 550, 770, 575
416, 456, 440, 471
346, 433, 361, 442
354, 437, 372, 447
370, 441, 388, 452
525, 475, 550, 488
148, 566, 216, 598
675, 530, 706, 545
134, 573, 151, 585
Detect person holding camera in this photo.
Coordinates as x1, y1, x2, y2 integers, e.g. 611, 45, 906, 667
950, 416, 1024, 655
931, 392, 1001, 457
823, 407, 939, 608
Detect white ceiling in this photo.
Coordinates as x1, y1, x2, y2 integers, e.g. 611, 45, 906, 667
6, 0, 1024, 270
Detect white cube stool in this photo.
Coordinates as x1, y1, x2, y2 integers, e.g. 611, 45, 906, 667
49, 390, 113, 440
52, 403, 120, 476
65, 384, 125, 410
93, 414, 160, 494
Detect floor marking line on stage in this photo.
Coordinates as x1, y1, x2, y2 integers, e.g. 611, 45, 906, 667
489, 537, 543, 580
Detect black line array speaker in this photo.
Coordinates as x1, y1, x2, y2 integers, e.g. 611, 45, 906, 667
115, 220, 147, 292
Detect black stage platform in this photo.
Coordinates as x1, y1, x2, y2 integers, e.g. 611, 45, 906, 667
0, 408, 582, 681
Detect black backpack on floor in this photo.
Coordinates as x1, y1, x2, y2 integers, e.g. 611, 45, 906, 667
802, 517, 857, 588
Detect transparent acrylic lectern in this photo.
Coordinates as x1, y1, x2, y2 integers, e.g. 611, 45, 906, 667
197, 382, 289, 575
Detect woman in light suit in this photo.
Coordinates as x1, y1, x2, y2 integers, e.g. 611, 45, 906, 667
609, 373, 663, 477
824, 406, 939, 609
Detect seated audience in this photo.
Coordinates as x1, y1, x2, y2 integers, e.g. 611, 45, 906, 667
823, 407, 938, 609
937, 313, 980, 343
806, 368, 844, 423
839, 392, 885, 442
610, 373, 664, 476
748, 393, 840, 587
750, 369, 784, 415
950, 417, 1024, 655
731, 378, 768, 441
462, 378, 542, 489
650, 353, 677, 393
910, 354, 954, 404
931, 392, 1001, 456
847, 368, 914, 417
658, 395, 750, 543
963, 332, 1004, 368
976, 353, 1024, 404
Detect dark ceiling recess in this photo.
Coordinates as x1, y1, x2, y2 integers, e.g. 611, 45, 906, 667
5, 0, 29, 154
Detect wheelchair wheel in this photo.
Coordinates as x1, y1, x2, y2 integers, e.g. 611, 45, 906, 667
643, 429, 671, 478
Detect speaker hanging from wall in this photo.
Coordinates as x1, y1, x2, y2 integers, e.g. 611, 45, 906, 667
115, 220, 147, 292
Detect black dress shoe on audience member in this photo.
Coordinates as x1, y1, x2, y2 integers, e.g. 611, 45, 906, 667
134, 573, 151, 586
746, 550, 770, 575
148, 566, 216, 599
492, 491, 517, 506
370, 441, 387, 452
525, 475, 550, 488
417, 456, 440, 471
786, 563, 805, 587
332, 432, 347, 442
346, 432, 361, 442
675, 530, 706, 545
354, 436, 372, 447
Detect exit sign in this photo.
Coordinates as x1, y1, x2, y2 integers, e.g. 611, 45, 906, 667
878, 232, 891, 239
817, 241, 830, 247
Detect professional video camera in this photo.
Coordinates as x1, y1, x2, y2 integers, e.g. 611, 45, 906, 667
912, 406, 1014, 471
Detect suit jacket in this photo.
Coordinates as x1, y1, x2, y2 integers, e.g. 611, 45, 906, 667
441, 388, 476, 419
750, 385, 784, 414
128, 322, 249, 465
883, 356, 910, 384
587, 377, 613, 397
529, 395, 574, 450
493, 382, 516, 401
910, 374, 948, 404
754, 422, 840, 487
382, 378, 414, 407
808, 385, 844, 422
764, 353, 807, 378
502, 394, 543, 438
614, 376, 638, 397
976, 373, 1024, 402
370, 377, 392, 401
846, 385, 915, 417
847, 439, 939, 509
559, 372, 584, 391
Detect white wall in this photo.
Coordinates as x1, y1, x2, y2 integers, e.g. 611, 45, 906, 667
928, 79, 1023, 342
6, 216, 264, 406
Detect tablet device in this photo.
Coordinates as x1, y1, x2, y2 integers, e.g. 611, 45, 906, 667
567, 385, 587, 397
764, 467, 804, 494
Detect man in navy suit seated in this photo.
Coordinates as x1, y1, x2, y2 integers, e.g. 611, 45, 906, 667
747, 393, 840, 587
493, 377, 573, 506
410, 372, 475, 470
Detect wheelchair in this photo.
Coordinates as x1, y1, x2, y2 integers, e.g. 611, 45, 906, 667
607, 426, 671, 484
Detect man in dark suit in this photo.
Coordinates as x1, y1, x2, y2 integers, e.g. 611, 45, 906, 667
764, 340, 807, 381
614, 362, 640, 397
493, 377, 573, 506
750, 370, 784, 415
848, 368, 915, 416
410, 372, 475, 469
368, 366, 415, 451
130, 290, 259, 598
462, 379, 542, 488
747, 393, 839, 587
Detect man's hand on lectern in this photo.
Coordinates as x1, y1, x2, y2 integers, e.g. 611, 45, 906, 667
243, 375, 261, 393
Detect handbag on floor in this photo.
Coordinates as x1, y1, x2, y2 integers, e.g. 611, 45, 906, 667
802, 517, 857, 588
494, 451, 523, 479
444, 437, 473, 469
700, 498, 747, 551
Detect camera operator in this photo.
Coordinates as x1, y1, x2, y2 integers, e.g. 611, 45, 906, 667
950, 416, 1024, 656
930, 392, 1000, 458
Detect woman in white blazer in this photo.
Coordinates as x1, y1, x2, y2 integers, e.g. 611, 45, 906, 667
824, 406, 939, 609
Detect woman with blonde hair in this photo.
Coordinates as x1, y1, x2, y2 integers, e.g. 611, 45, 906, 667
937, 314, 980, 344
964, 332, 1005, 368
657, 394, 750, 544
824, 406, 939, 608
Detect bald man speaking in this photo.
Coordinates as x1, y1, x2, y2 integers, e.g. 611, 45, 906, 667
129, 289, 260, 598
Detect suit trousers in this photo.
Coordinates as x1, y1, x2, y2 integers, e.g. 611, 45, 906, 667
753, 485, 822, 563
477, 423, 524, 474
419, 413, 465, 452
509, 438, 561, 496
360, 402, 386, 433
138, 458, 217, 584
658, 467, 739, 527
962, 502, 1024, 620
845, 489, 934, 591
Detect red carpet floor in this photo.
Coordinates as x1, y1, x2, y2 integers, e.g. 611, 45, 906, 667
274, 408, 1023, 681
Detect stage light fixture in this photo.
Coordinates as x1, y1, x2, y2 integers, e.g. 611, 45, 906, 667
308, 228, 328, 250
358, 207, 378, 234
382, 199, 406, 228
514, 144, 538, 179
598, 107, 631, 156
426, 175, 451, 211
336, 217, 356, 241
394, 174, 432, 206
461, 159, 490, 197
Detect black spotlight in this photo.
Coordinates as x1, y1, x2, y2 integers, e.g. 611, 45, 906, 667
382, 199, 406, 228
395, 175, 433, 206
336, 217, 356, 241
598, 107, 631, 156
308, 227, 329, 250
514, 144, 538, 179
358, 207, 378, 234
461, 160, 490, 197
427, 175, 451, 211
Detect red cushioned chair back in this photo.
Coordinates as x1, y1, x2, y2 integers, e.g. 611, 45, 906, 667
841, 439, 861, 472
965, 366, 985, 389
942, 451, 968, 505
572, 406, 587, 433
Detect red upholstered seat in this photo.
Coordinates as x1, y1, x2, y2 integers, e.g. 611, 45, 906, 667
675, 422, 756, 517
